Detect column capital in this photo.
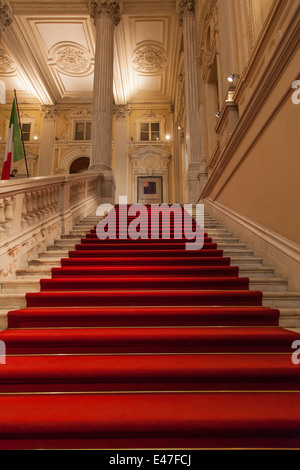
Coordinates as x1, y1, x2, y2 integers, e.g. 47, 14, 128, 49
40, 105, 58, 120
113, 105, 131, 119
89, 0, 121, 27
0, 1, 13, 33
177, 0, 195, 26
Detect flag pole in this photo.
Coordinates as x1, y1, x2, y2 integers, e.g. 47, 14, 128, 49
13, 89, 29, 178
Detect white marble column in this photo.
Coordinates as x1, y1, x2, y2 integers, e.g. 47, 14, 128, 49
0, 1, 13, 43
113, 106, 130, 201
38, 105, 58, 176
178, 0, 205, 203
88, 0, 120, 203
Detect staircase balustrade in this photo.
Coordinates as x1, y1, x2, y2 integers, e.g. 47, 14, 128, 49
0, 173, 102, 280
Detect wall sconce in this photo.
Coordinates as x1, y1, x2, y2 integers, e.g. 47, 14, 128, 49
228, 73, 240, 83
215, 110, 221, 118
33, 136, 38, 141
165, 134, 171, 141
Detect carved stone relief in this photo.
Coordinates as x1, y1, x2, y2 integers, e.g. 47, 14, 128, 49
132, 44, 167, 73
40, 105, 58, 121
49, 44, 94, 77
0, 48, 16, 74
0, 1, 13, 33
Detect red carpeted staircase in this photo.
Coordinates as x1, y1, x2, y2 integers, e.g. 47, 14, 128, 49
0, 205, 300, 449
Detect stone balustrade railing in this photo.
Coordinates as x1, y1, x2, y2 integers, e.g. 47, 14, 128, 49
0, 172, 102, 279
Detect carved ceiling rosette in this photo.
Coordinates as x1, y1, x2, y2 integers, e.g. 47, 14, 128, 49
0, 48, 16, 74
132, 44, 167, 74
88, 0, 121, 26
49, 43, 94, 77
0, 1, 13, 33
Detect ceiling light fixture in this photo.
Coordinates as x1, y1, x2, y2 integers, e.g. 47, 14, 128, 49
228, 73, 240, 83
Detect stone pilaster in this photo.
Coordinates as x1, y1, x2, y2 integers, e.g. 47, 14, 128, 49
88, 0, 121, 203
113, 105, 130, 201
38, 105, 58, 176
178, 0, 204, 203
0, 1, 13, 40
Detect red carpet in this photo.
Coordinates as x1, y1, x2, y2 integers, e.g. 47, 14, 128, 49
0, 204, 300, 449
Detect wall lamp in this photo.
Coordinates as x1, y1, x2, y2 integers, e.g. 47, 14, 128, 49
215, 110, 221, 118
228, 73, 240, 83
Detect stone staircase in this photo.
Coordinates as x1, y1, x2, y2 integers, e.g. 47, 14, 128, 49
0, 210, 299, 330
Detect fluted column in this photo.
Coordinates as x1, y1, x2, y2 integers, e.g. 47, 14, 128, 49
113, 105, 130, 201
0, 2, 13, 104
88, 0, 120, 203
38, 105, 58, 176
178, 0, 204, 203
0, 1, 13, 42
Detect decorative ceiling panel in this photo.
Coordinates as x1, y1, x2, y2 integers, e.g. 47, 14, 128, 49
35, 22, 90, 52
1, 0, 181, 106
135, 20, 164, 45
137, 75, 162, 91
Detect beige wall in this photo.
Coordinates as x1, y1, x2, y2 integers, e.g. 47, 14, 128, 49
213, 95, 300, 244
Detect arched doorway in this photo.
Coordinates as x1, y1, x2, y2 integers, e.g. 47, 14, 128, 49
69, 157, 90, 174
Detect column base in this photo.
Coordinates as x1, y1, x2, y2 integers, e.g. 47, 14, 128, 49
185, 164, 201, 204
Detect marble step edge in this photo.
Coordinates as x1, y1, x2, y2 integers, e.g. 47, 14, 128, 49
48, 243, 248, 251
15, 266, 275, 279
38, 249, 257, 258
0, 277, 290, 294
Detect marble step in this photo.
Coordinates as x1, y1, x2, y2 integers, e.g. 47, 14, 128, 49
239, 266, 274, 278
222, 249, 255, 257
230, 257, 264, 266
0, 310, 8, 330
0, 294, 26, 310
16, 267, 52, 279
0, 280, 41, 294
279, 309, 300, 328
50, 240, 244, 251
47, 244, 75, 251
215, 242, 247, 249
28, 258, 62, 267
249, 278, 288, 292
0, 277, 288, 294
16, 263, 274, 280
206, 229, 233, 236
39, 250, 69, 258
263, 292, 300, 308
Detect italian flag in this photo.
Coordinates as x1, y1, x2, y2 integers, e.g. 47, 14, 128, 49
1, 98, 25, 180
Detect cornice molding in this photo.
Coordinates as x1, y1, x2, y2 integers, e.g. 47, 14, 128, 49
7, 2, 88, 14
122, 1, 176, 14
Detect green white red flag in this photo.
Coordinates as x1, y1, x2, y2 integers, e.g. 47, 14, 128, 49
1, 98, 25, 180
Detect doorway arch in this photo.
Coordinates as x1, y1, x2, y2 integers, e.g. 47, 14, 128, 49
69, 157, 90, 174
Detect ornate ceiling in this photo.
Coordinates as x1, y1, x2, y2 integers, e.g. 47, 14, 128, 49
1, 0, 181, 106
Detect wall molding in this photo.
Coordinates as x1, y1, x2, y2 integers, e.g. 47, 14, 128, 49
200, 2, 300, 199
204, 198, 300, 291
